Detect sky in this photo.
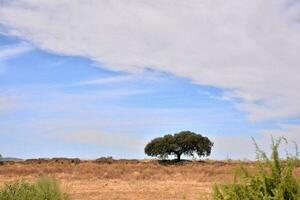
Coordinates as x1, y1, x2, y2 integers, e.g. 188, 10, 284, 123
0, 0, 300, 160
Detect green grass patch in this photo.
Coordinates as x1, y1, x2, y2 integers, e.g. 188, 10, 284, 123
0, 176, 70, 200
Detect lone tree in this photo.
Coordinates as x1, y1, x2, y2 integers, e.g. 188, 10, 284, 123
144, 131, 213, 161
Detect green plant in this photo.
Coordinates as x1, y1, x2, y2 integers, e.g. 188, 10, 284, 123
212, 137, 300, 200
0, 176, 70, 200
145, 131, 213, 161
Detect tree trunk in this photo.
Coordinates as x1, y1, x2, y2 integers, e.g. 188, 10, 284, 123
176, 153, 181, 162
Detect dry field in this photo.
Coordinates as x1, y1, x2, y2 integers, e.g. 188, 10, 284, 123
0, 159, 295, 200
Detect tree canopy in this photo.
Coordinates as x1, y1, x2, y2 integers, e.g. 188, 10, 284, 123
144, 131, 213, 161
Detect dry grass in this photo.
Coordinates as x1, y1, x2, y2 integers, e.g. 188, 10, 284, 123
0, 159, 296, 200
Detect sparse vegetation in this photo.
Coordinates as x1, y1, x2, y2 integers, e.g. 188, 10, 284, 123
145, 131, 213, 161
213, 137, 300, 200
0, 177, 70, 200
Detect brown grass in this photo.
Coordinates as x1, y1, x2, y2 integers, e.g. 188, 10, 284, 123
0, 159, 296, 200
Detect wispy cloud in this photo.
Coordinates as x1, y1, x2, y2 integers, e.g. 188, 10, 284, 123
1, 0, 299, 122
0, 42, 31, 73
0, 42, 31, 61
73, 75, 135, 86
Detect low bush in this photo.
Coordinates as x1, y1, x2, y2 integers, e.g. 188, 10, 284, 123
0, 176, 70, 200
212, 137, 300, 200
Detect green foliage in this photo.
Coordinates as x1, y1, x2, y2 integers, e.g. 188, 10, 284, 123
145, 131, 213, 161
212, 137, 300, 200
0, 176, 70, 200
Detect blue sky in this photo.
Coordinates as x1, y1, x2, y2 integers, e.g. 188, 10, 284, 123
1, 0, 300, 160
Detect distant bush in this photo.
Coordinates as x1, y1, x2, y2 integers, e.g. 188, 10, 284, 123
213, 137, 300, 200
0, 177, 70, 200
95, 157, 114, 164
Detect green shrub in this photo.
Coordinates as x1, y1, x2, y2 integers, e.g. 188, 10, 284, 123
212, 137, 300, 200
0, 176, 70, 200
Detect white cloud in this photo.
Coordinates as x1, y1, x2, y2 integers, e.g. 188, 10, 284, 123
0, 0, 300, 121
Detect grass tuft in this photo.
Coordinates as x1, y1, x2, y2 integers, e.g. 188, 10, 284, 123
0, 176, 70, 200
212, 137, 300, 200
